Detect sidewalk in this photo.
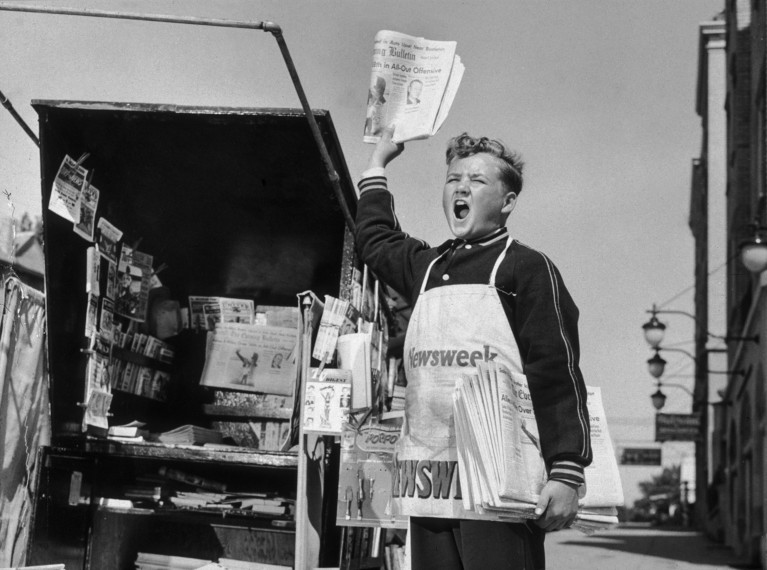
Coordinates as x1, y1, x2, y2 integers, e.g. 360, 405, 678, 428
546, 524, 748, 569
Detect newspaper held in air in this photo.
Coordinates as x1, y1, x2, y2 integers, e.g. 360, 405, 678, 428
363, 30, 465, 144
453, 361, 624, 533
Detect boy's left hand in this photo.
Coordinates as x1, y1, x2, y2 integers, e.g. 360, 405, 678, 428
367, 124, 404, 170
532, 480, 579, 531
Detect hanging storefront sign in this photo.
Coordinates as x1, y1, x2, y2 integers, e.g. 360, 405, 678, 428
655, 413, 702, 442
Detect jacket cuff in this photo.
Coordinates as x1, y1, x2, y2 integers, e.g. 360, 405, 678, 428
549, 460, 585, 489
358, 175, 388, 195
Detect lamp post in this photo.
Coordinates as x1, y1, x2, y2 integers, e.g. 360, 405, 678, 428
650, 380, 694, 412
642, 305, 759, 345
641, 307, 753, 530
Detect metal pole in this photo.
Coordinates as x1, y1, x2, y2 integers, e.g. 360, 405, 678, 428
267, 27, 357, 234
0, 88, 39, 147
0, 3, 266, 29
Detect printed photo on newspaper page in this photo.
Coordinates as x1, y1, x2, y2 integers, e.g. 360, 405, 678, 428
363, 30, 464, 144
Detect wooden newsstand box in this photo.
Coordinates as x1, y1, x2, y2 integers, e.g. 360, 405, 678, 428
27, 101, 359, 569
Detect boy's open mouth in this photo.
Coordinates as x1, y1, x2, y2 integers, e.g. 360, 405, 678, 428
454, 200, 470, 220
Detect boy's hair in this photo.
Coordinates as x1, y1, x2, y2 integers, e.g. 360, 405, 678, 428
445, 133, 524, 195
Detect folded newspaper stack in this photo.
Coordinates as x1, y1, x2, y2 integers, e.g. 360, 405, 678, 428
363, 30, 465, 144
453, 362, 624, 534
155, 424, 224, 445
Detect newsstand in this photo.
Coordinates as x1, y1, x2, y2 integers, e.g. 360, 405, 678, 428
26, 100, 360, 569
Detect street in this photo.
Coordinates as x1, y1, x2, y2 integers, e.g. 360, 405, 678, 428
546, 524, 746, 569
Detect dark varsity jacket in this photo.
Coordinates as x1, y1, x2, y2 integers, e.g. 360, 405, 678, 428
355, 174, 593, 488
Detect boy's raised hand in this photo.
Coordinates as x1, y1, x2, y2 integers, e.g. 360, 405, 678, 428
368, 124, 404, 170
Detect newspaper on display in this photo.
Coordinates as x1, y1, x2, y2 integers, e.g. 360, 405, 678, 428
49, 154, 87, 223
199, 322, 298, 396
453, 362, 623, 533
363, 30, 464, 144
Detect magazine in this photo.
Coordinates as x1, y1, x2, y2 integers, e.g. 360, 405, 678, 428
301, 368, 352, 435
363, 30, 464, 144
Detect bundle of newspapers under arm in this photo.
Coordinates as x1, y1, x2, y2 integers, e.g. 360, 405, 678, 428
453, 361, 624, 534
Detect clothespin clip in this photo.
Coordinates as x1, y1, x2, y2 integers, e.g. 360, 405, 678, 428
313, 352, 330, 379
357, 470, 365, 519
75, 152, 90, 167
348, 406, 373, 432
152, 262, 169, 277
344, 486, 353, 520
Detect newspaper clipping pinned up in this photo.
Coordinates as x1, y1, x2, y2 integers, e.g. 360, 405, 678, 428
74, 183, 100, 241
97, 218, 123, 263
49, 155, 87, 223
200, 322, 298, 396
364, 30, 464, 144
114, 246, 153, 322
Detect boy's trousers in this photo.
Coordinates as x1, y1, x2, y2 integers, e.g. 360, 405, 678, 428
409, 517, 546, 570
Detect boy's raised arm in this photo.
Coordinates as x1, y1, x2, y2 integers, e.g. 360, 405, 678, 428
355, 124, 431, 303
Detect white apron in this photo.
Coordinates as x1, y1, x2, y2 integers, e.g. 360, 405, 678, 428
392, 236, 531, 519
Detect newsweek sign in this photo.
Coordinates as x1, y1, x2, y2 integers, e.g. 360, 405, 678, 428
655, 413, 702, 442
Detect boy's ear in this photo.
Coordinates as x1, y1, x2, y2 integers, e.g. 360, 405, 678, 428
501, 192, 517, 216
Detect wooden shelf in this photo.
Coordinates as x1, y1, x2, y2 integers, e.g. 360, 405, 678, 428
49, 439, 299, 468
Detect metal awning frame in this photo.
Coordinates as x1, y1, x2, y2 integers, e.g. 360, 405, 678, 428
0, 2, 356, 233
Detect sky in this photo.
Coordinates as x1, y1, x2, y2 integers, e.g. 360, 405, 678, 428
0, 0, 724, 505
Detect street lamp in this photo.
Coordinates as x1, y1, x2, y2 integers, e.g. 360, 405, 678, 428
647, 351, 667, 379
645, 345, 743, 378
650, 379, 694, 411
641, 305, 759, 345
740, 210, 767, 274
651, 387, 667, 411
642, 315, 666, 348
740, 230, 767, 273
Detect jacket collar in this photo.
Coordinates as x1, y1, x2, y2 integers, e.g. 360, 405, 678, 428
439, 227, 509, 252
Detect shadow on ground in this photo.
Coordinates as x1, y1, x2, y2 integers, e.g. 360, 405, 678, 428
558, 527, 753, 568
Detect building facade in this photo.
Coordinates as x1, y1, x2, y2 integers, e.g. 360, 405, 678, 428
691, 12, 728, 537
706, 0, 767, 565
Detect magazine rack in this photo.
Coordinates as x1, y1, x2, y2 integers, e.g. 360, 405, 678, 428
26, 101, 358, 569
